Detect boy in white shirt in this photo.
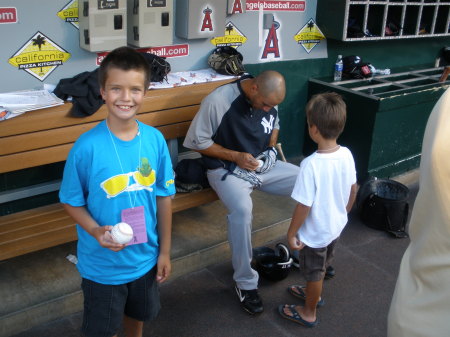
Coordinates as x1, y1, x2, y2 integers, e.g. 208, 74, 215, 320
279, 92, 357, 328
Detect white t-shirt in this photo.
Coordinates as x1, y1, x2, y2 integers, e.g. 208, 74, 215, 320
291, 146, 356, 248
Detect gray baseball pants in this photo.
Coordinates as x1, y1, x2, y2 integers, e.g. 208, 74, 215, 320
206, 161, 300, 290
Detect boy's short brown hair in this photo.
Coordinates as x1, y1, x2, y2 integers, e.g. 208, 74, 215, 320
98, 46, 150, 90
306, 92, 347, 140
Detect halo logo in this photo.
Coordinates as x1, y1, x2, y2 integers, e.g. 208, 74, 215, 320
201, 7, 213, 31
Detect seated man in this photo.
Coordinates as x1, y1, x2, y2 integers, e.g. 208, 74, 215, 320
183, 70, 299, 315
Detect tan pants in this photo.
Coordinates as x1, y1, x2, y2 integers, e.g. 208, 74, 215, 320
388, 87, 450, 337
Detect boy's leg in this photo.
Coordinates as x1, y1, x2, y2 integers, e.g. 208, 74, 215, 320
124, 266, 160, 334
301, 279, 323, 320
283, 245, 327, 324
123, 315, 144, 337
80, 278, 127, 337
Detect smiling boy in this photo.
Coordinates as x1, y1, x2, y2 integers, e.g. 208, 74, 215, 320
59, 47, 175, 337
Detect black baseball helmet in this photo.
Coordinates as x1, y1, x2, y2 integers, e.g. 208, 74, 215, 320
252, 243, 293, 281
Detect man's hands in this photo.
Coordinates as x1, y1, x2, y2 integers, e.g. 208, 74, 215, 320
233, 147, 277, 173
255, 147, 277, 174
233, 152, 260, 171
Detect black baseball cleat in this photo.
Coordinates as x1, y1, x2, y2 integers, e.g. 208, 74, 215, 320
324, 266, 336, 280
235, 285, 264, 315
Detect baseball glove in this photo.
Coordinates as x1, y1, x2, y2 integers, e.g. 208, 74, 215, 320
208, 46, 245, 76
141, 52, 171, 83
255, 147, 277, 174
223, 164, 262, 187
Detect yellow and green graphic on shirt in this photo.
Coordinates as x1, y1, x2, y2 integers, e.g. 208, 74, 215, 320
101, 158, 156, 198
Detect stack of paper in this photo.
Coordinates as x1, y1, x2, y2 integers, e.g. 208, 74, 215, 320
0, 89, 64, 121
149, 68, 238, 90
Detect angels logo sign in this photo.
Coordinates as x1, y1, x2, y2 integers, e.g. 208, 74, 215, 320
229, 0, 244, 14
201, 7, 213, 31
261, 21, 281, 59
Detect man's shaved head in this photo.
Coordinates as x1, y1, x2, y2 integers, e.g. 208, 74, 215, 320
255, 70, 286, 102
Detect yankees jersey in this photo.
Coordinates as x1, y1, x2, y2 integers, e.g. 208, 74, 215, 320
183, 75, 280, 170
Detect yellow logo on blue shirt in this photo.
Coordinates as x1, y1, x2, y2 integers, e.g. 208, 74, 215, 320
100, 158, 156, 198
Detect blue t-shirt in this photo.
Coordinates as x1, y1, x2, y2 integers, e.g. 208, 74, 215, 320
59, 120, 175, 285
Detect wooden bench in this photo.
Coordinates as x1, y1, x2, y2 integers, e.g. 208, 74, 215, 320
0, 79, 233, 261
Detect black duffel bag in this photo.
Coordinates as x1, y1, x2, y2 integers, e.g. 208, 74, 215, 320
357, 178, 410, 238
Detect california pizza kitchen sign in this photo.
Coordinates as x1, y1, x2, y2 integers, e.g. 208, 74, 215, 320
8, 31, 71, 81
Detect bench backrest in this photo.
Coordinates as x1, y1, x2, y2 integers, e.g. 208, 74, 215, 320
0, 80, 231, 174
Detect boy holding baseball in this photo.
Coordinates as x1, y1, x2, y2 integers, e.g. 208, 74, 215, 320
59, 46, 175, 337
279, 92, 357, 328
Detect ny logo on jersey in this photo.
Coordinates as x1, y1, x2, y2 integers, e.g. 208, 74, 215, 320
261, 115, 275, 134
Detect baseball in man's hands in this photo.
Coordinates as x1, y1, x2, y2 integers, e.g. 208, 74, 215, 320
256, 160, 264, 169
111, 222, 133, 244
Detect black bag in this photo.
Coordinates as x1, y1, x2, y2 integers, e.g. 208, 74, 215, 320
343, 55, 372, 79
140, 52, 171, 83
174, 158, 210, 193
207, 46, 245, 76
357, 178, 409, 238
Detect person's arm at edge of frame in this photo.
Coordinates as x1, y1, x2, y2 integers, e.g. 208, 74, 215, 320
155, 195, 172, 283
346, 183, 358, 213
61, 203, 125, 251
287, 202, 311, 251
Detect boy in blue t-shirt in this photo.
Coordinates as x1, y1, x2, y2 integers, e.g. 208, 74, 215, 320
59, 46, 175, 337
279, 92, 357, 328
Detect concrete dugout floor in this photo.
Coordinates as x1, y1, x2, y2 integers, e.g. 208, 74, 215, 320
9, 173, 418, 337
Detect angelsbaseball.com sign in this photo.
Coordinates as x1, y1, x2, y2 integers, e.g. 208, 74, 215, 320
0, 7, 18, 23
8, 31, 71, 81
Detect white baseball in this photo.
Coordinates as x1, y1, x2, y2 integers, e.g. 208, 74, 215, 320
257, 160, 264, 169
111, 222, 134, 244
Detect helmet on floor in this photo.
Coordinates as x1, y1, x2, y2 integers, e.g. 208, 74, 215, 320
252, 243, 293, 281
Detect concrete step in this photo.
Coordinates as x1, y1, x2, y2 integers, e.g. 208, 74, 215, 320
0, 190, 296, 337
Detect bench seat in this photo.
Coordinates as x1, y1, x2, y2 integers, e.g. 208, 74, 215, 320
0, 79, 232, 261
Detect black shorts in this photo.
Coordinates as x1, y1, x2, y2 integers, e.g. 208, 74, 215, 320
81, 266, 160, 337
299, 238, 338, 282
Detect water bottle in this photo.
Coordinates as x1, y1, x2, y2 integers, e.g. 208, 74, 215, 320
334, 55, 343, 81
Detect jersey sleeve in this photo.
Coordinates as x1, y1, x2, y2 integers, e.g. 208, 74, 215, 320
274, 106, 280, 130
183, 93, 226, 151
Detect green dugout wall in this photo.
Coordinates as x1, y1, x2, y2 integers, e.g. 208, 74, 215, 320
1, 37, 449, 215
247, 37, 449, 163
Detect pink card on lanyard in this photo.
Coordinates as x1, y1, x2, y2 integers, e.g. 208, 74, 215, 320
121, 206, 147, 245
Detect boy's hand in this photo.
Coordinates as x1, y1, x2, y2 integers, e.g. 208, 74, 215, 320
156, 253, 171, 283
92, 226, 126, 252
287, 233, 305, 251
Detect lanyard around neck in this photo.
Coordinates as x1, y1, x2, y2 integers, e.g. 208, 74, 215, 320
105, 120, 142, 209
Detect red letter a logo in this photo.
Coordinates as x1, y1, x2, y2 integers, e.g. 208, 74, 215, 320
201, 7, 213, 31
261, 23, 280, 59
231, 0, 243, 14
